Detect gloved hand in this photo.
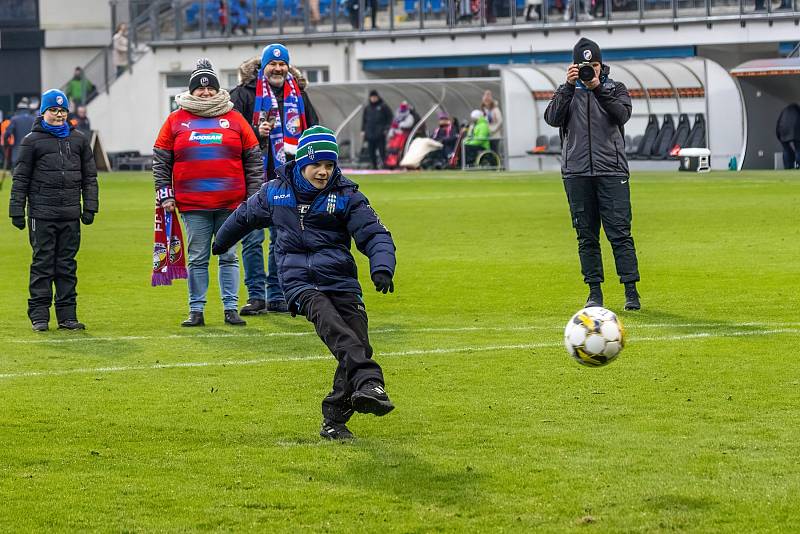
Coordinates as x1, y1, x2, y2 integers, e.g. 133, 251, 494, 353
211, 242, 225, 256
81, 211, 95, 225
372, 271, 394, 294
11, 217, 25, 230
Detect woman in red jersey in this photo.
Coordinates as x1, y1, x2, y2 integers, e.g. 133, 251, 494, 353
153, 59, 263, 327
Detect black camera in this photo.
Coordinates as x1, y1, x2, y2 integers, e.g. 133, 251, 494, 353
578, 62, 596, 82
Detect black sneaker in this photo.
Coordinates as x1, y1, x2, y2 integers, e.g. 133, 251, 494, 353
266, 300, 289, 314
585, 283, 603, 308
224, 309, 247, 326
624, 283, 641, 311
240, 299, 266, 316
58, 320, 85, 330
32, 322, 48, 332
181, 311, 205, 327
320, 421, 355, 441
351, 381, 395, 416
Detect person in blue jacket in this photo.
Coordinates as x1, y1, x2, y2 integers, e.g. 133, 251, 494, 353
213, 126, 397, 441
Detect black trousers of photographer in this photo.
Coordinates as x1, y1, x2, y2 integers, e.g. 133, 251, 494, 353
563, 175, 640, 285
27, 218, 81, 323
296, 290, 385, 424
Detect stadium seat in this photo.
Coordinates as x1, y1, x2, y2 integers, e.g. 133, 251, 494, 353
635, 114, 659, 159
686, 113, 707, 148
667, 113, 691, 156
650, 114, 675, 159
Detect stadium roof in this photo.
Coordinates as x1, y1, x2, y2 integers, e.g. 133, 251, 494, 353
730, 58, 800, 78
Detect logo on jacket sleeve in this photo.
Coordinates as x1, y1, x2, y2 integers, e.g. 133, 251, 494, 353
189, 131, 223, 144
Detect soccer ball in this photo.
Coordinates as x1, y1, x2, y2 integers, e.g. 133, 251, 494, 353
563, 307, 625, 367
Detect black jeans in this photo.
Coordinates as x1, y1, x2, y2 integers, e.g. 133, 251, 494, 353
563, 175, 640, 285
780, 140, 800, 169
297, 290, 384, 424
365, 135, 386, 169
27, 218, 81, 323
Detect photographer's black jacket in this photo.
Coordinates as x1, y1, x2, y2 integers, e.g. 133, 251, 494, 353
544, 78, 632, 178
9, 117, 99, 221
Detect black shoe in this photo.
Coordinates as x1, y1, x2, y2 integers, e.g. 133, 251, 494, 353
224, 309, 247, 326
351, 381, 395, 416
266, 300, 289, 314
32, 322, 48, 332
585, 283, 603, 308
320, 421, 355, 441
624, 283, 641, 311
181, 311, 205, 327
58, 319, 85, 330
240, 299, 266, 316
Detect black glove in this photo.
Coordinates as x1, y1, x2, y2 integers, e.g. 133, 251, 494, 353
81, 211, 95, 225
211, 242, 225, 256
11, 217, 25, 230
372, 271, 394, 294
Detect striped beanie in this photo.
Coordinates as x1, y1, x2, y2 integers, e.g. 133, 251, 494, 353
188, 58, 220, 93
295, 126, 339, 170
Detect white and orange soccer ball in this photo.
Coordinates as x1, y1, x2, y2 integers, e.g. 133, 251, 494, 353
564, 307, 625, 367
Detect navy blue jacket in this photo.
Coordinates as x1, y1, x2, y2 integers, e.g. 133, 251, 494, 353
215, 161, 396, 308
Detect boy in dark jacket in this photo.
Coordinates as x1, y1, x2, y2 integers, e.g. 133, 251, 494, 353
213, 126, 396, 440
9, 89, 99, 331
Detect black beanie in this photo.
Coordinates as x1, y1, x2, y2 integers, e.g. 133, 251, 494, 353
573, 38, 602, 64
188, 58, 220, 93
369, 89, 379, 97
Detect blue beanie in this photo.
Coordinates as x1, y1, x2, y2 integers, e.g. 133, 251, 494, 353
295, 126, 339, 171
40, 89, 69, 114
261, 43, 290, 67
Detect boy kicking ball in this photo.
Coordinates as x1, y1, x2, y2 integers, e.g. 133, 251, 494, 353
213, 126, 397, 440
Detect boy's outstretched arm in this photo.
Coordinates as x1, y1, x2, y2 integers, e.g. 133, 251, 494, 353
212, 184, 273, 255
346, 192, 396, 292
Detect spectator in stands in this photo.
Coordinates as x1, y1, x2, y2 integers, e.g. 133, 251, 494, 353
229, 43, 319, 316
524, 0, 543, 21
152, 59, 263, 327
308, 0, 321, 30
71, 106, 92, 135
64, 67, 96, 109
776, 103, 800, 170
112, 23, 129, 78
544, 37, 641, 311
431, 111, 459, 159
480, 89, 503, 152
389, 101, 415, 137
348, 0, 379, 29
361, 89, 393, 169
464, 109, 490, 165
3, 97, 35, 167
9, 89, 99, 332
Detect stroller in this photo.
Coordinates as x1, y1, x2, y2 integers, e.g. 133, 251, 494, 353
384, 129, 411, 169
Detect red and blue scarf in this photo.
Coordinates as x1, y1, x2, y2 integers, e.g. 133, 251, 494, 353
252, 72, 306, 167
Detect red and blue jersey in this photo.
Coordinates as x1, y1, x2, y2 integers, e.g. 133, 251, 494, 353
154, 108, 259, 211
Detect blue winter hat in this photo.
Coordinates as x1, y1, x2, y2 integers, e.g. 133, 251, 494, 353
295, 126, 339, 171
261, 43, 290, 67
40, 89, 69, 114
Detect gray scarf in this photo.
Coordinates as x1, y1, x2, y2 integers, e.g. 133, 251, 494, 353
175, 89, 234, 117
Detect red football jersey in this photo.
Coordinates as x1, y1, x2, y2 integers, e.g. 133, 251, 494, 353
154, 108, 259, 211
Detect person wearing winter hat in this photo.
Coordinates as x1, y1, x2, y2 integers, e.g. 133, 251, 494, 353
431, 111, 458, 160
544, 37, 641, 311
360, 89, 393, 169
8, 89, 99, 331
212, 126, 397, 441
152, 58, 264, 327
3, 97, 35, 167
229, 43, 319, 317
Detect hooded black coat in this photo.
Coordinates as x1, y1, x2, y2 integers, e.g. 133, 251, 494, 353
776, 103, 800, 142
9, 117, 99, 221
361, 96, 393, 139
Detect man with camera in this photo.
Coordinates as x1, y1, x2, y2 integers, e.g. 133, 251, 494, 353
544, 38, 641, 311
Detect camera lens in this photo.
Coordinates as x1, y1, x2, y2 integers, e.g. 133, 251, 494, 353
578, 64, 595, 82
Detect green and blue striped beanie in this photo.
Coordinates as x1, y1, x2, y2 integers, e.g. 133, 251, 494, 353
295, 126, 339, 170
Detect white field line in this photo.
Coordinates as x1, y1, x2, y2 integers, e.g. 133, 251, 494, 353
0, 328, 797, 381
5, 322, 800, 345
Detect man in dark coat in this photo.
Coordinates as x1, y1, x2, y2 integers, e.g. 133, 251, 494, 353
776, 103, 800, 170
9, 89, 99, 331
360, 89, 393, 169
213, 127, 396, 441
544, 38, 641, 311
3, 97, 36, 167
230, 43, 319, 316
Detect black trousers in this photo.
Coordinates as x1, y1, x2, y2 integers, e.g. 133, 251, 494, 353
27, 218, 81, 323
365, 135, 386, 169
297, 290, 384, 424
780, 140, 800, 170
563, 175, 640, 285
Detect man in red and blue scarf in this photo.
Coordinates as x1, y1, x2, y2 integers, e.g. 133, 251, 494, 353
230, 43, 318, 316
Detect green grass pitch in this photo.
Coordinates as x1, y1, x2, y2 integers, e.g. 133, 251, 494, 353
1, 170, 799, 531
